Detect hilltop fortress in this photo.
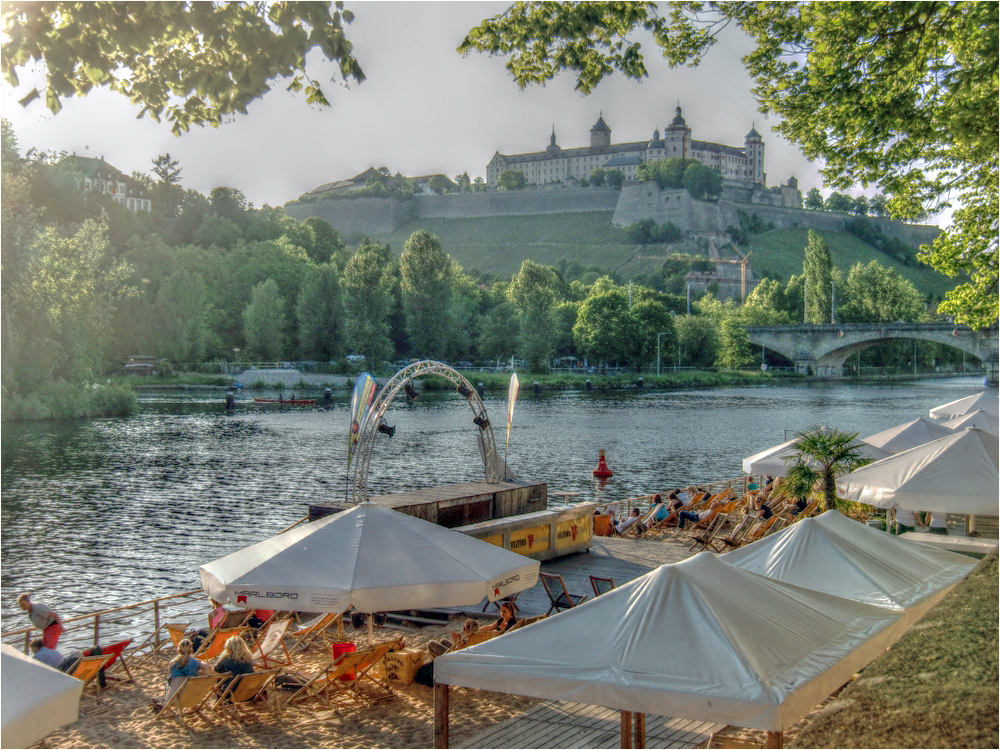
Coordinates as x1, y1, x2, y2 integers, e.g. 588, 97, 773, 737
286, 108, 938, 251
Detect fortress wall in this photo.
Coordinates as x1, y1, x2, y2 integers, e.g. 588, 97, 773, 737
285, 198, 415, 235
413, 188, 620, 218
868, 217, 941, 247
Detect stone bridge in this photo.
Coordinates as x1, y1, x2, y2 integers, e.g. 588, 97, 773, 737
745, 323, 999, 383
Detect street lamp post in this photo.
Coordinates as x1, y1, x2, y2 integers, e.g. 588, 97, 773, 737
831, 280, 836, 324
657, 331, 671, 376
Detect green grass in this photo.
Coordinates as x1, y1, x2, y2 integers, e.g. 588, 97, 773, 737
790, 551, 998, 749
744, 227, 954, 299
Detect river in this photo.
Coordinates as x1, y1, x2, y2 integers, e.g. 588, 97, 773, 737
1, 377, 990, 622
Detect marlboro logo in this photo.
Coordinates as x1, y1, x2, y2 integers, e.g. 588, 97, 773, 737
527, 534, 534, 547
571, 525, 578, 541
237, 595, 247, 603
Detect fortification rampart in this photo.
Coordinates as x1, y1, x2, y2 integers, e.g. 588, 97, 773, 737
285, 184, 940, 249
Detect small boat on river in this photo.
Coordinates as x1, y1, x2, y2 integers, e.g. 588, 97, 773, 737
253, 397, 316, 405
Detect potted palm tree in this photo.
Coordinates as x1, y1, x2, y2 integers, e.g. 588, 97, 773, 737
785, 426, 874, 512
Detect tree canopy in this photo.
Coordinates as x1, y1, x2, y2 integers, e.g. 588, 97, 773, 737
460, 1, 998, 327
1, 1, 364, 134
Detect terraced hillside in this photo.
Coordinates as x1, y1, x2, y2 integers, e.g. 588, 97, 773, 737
368, 213, 953, 298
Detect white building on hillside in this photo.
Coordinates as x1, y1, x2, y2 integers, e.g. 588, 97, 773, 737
486, 106, 766, 189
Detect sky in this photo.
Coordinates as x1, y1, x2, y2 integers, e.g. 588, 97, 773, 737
0, 2, 831, 209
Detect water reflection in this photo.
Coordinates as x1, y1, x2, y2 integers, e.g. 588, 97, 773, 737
1, 378, 989, 621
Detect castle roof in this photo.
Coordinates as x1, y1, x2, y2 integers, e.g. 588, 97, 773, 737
668, 106, 688, 128
591, 116, 611, 132
746, 127, 762, 140
603, 154, 643, 167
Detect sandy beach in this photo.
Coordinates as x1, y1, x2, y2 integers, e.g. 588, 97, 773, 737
40, 620, 539, 749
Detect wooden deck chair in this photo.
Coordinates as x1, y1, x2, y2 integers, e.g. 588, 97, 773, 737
504, 614, 546, 633
539, 572, 588, 615
712, 514, 758, 552
285, 649, 375, 708
214, 668, 282, 727
194, 626, 248, 661
740, 515, 783, 546
687, 511, 729, 551
100, 638, 136, 683
448, 630, 497, 651
347, 642, 395, 704
166, 623, 189, 649
209, 609, 253, 631
252, 618, 292, 668
288, 612, 339, 652
592, 514, 614, 536
151, 674, 228, 732
590, 575, 615, 597
68, 653, 114, 701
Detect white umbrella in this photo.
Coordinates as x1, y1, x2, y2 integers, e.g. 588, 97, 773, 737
942, 409, 998, 435
436, 552, 905, 733
200, 502, 539, 615
1, 644, 82, 749
929, 390, 998, 420
862, 418, 955, 454
722, 510, 976, 626
836, 428, 999, 515
742, 429, 890, 476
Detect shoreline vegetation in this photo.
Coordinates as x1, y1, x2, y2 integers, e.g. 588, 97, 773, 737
1, 370, 985, 422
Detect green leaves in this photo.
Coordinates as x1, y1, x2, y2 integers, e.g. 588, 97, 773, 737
2, 1, 364, 132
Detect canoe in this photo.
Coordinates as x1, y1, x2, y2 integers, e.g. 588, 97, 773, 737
253, 398, 316, 405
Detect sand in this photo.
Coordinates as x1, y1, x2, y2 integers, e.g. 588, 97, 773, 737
39, 621, 539, 749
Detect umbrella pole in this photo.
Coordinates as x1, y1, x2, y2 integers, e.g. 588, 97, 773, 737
368, 613, 374, 647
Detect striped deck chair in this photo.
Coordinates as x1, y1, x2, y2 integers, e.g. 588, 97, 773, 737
194, 627, 249, 661
288, 612, 339, 653
214, 668, 282, 726
150, 673, 229, 732
252, 618, 292, 668
68, 653, 115, 701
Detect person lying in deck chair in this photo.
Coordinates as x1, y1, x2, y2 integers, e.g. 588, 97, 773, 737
614, 508, 646, 536
481, 602, 518, 634
677, 499, 726, 531
427, 619, 480, 656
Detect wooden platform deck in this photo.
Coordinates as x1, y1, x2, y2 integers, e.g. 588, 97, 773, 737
455, 535, 696, 618
459, 700, 724, 749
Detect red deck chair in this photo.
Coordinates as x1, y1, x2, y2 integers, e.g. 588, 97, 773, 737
100, 638, 136, 683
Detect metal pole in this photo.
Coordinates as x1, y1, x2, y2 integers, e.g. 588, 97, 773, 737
831, 280, 836, 324
657, 334, 661, 376
686, 283, 691, 315
803, 279, 808, 323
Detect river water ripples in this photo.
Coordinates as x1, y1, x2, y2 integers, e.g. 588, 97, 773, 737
1, 378, 988, 622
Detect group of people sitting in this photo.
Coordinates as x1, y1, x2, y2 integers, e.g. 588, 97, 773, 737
150, 633, 258, 712
416, 601, 518, 686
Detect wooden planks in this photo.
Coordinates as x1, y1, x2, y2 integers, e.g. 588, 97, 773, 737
458, 700, 724, 749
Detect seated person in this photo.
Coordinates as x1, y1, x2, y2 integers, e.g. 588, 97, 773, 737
29, 638, 64, 669
614, 507, 645, 536
58, 644, 107, 688
150, 638, 212, 712
214, 636, 256, 698
676, 487, 692, 506
427, 618, 480, 656
666, 491, 683, 512
481, 602, 518, 634
650, 495, 670, 523
184, 625, 210, 652
752, 495, 773, 521
677, 500, 724, 530
787, 496, 809, 516
246, 609, 275, 630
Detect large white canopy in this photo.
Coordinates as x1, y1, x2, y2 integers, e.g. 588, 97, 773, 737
862, 418, 955, 454
929, 390, 998, 420
942, 409, 998, 435
1, 644, 82, 749
435, 552, 905, 733
836, 428, 999, 515
742, 431, 890, 476
722, 510, 976, 626
200, 503, 539, 613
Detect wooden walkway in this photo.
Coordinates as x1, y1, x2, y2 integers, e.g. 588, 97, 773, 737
463, 535, 696, 618
459, 700, 723, 749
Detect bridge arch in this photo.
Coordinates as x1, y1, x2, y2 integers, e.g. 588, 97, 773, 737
349, 360, 502, 504
744, 323, 998, 381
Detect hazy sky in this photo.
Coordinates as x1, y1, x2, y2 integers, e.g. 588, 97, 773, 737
1, 1, 827, 208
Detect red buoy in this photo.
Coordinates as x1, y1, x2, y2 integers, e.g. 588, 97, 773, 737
592, 449, 614, 477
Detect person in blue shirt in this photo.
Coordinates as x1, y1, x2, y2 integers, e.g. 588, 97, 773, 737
150, 638, 211, 712
29, 638, 63, 669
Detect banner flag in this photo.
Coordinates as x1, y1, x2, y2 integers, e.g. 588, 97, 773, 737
347, 372, 377, 473
506, 372, 520, 452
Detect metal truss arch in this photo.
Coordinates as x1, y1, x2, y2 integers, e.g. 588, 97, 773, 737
349, 361, 500, 504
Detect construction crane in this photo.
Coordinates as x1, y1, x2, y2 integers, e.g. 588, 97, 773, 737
709, 250, 753, 301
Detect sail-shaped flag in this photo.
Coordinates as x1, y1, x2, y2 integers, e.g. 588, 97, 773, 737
347, 372, 377, 472
506, 372, 520, 452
